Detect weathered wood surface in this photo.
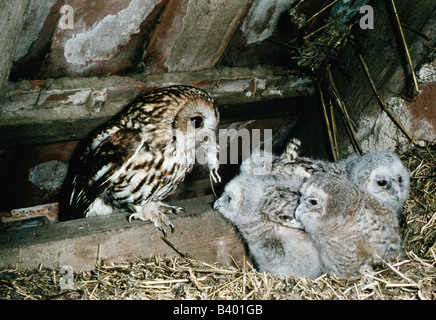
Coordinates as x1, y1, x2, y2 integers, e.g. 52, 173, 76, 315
142, 0, 252, 74
10, 0, 292, 79
332, 0, 436, 155
0, 65, 313, 148
0, 0, 29, 101
0, 195, 248, 271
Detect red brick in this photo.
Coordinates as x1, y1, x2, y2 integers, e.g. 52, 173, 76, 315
404, 83, 436, 140
2, 202, 59, 224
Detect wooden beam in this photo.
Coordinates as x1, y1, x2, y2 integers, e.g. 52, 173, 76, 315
142, 0, 253, 74
0, 65, 313, 148
0, 195, 248, 271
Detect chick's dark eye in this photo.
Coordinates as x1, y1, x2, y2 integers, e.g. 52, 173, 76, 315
190, 116, 203, 128
377, 179, 387, 187
309, 199, 318, 206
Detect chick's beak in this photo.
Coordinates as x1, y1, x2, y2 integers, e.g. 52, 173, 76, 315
213, 199, 221, 210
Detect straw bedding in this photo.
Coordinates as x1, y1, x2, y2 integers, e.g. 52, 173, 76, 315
0, 143, 435, 300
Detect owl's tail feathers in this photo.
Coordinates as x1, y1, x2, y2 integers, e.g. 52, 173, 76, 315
69, 176, 112, 218
69, 187, 92, 218
69, 176, 88, 218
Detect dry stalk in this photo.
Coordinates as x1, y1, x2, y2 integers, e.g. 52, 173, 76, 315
306, 0, 339, 23
327, 66, 362, 155
316, 81, 339, 161
304, 13, 346, 40
357, 51, 418, 147
390, 0, 420, 99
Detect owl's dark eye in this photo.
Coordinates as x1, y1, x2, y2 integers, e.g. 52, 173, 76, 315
398, 177, 403, 183
377, 179, 388, 187
190, 116, 203, 128
225, 194, 232, 203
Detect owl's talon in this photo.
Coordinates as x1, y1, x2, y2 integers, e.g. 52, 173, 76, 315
127, 202, 177, 236
171, 206, 185, 215
160, 220, 175, 237
160, 226, 168, 238
128, 213, 138, 223
160, 203, 185, 215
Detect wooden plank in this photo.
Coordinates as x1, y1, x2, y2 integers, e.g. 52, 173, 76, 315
0, 195, 248, 271
0, 65, 313, 148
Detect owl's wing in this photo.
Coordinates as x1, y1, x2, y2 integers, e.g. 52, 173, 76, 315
70, 127, 144, 216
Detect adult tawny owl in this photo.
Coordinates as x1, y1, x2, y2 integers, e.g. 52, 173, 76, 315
295, 172, 403, 277
214, 173, 321, 279
69, 86, 220, 236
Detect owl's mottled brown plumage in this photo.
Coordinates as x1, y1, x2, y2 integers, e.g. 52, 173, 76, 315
69, 86, 220, 235
272, 138, 345, 179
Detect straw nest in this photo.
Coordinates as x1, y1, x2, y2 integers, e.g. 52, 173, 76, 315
1, 143, 435, 300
